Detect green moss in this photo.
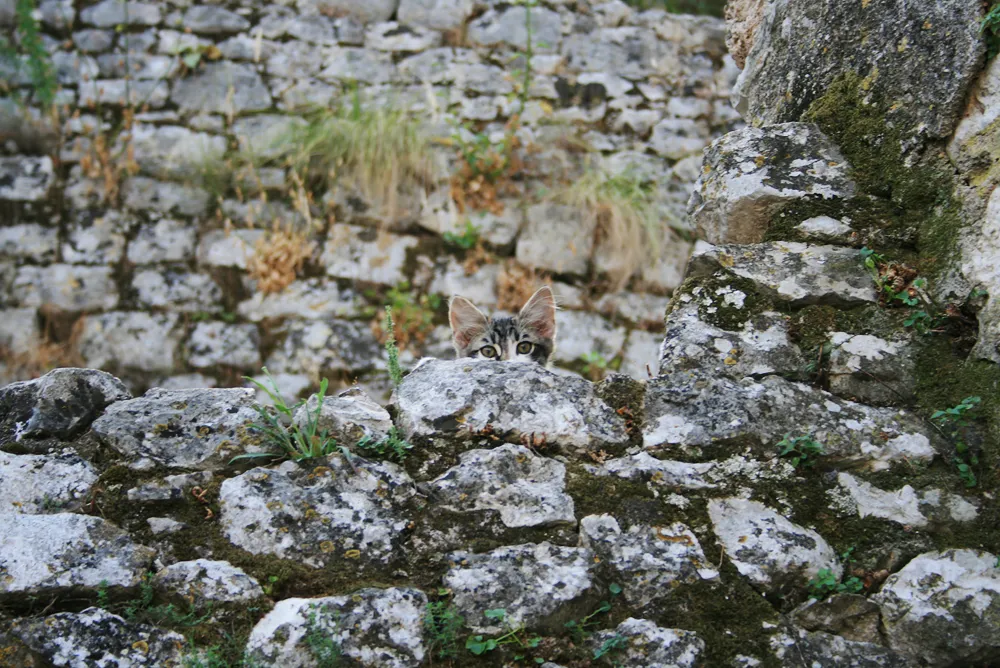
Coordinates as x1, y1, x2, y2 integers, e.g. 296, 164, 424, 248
691, 274, 776, 331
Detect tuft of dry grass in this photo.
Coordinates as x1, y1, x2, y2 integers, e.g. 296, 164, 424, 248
556, 166, 663, 290
0, 315, 85, 381
78, 108, 139, 204
247, 221, 315, 294
497, 261, 549, 312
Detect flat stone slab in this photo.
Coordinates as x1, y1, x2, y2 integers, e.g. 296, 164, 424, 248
590, 618, 705, 668
152, 559, 264, 605
0, 156, 54, 201
0, 513, 154, 600
246, 588, 427, 668
0, 450, 98, 514
429, 444, 575, 528
394, 359, 629, 454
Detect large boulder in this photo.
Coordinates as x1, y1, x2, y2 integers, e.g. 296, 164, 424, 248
873, 549, 1000, 665
689, 123, 855, 244
732, 0, 985, 140
393, 359, 629, 455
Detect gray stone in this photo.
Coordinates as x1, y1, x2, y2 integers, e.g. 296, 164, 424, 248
429, 444, 575, 528
796, 215, 855, 244
62, 211, 131, 265
148, 517, 187, 535
648, 118, 710, 160
451, 62, 514, 95
828, 332, 915, 405
551, 310, 627, 365
12, 264, 118, 312
134, 269, 223, 312
659, 299, 805, 380
832, 472, 978, 529
590, 618, 705, 668
284, 14, 338, 45
266, 319, 383, 377
79, 79, 171, 108
689, 124, 855, 244
708, 497, 840, 596
197, 229, 265, 269
246, 588, 427, 668
444, 543, 594, 633
9, 608, 186, 667
220, 454, 415, 568
51, 51, 100, 86
394, 359, 629, 455
38, 0, 73, 29
127, 471, 214, 503
74, 29, 115, 53
962, 187, 1000, 363
468, 6, 562, 53
733, 0, 985, 139
593, 452, 717, 491
187, 322, 261, 370
874, 549, 1000, 665
562, 28, 671, 80
267, 41, 325, 79
428, 258, 499, 306
791, 594, 883, 645
293, 387, 393, 444
0, 156, 54, 201
516, 203, 595, 276
580, 515, 717, 609
183, 5, 250, 35
0, 368, 130, 442
122, 178, 212, 217
95, 51, 175, 80
128, 218, 198, 264
770, 627, 910, 668
0, 224, 58, 262
321, 224, 419, 285
366, 21, 442, 52
949, 56, 1000, 192
0, 514, 154, 599
130, 124, 227, 181
0, 307, 39, 357
644, 370, 937, 470
595, 291, 672, 328
319, 47, 398, 84
0, 451, 99, 514
79, 312, 182, 374
619, 330, 661, 379
80, 0, 161, 27
152, 559, 263, 604
397, 0, 473, 32
172, 62, 273, 114
309, 0, 398, 24
232, 114, 306, 159
238, 278, 361, 322
92, 388, 265, 470
689, 241, 877, 307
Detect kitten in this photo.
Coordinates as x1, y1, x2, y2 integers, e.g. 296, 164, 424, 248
448, 286, 557, 366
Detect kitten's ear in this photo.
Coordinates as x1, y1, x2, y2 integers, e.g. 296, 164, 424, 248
449, 295, 488, 349
519, 286, 557, 339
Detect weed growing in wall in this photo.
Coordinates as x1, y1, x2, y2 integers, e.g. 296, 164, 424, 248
0, 0, 57, 106
776, 433, 825, 469
931, 395, 982, 487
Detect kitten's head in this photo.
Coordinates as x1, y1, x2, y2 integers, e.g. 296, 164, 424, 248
448, 286, 557, 365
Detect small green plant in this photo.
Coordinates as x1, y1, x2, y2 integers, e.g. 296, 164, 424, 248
808, 567, 864, 599
232, 368, 338, 464
776, 433, 825, 469
357, 426, 413, 463
96, 579, 111, 609
123, 573, 156, 620
383, 306, 404, 386
580, 351, 611, 381
383, 284, 441, 351
305, 605, 341, 668
564, 584, 622, 644
593, 632, 628, 660
983, 2, 1000, 61
465, 609, 542, 657
424, 595, 465, 660
0, 0, 57, 106
931, 396, 982, 488
443, 221, 481, 250
262, 575, 280, 596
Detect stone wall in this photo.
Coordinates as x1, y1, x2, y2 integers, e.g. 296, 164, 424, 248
0, 0, 740, 399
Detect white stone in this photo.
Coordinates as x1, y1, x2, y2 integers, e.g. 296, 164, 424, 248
152, 559, 263, 604
321, 224, 418, 286
0, 451, 98, 515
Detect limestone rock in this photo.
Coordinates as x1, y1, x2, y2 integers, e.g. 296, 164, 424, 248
80, 0, 161, 27
133, 269, 222, 313
429, 444, 575, 528
293, 387, 393, 444
78, 312, 182, 374
644, 371, 936, 471
127, 471, 214, 503
828, 333, 915, 405
219, 454, 415, 568
551, 310, 627, 366
961, 187, 1000, 363
0, 513, 154, 599
171, 62, 273, 114
732, 0, 985, 139
265, 319, 383, 377
312, 0, 398, 24
725, 0, 766, 69
0, 368, 130, 442
187, 322, 262, 370
708, 497, 840, 596
0, 223, 58, 262
366, 21, 442, 52
590, 618, 705, 668
394, 359, 629, 454
123, 179, 211, 218
444, 542, 594, 633
12, 264, 119, 312
152, 559, 264, 605
246, 588, 427, 668
592, 452, 717, 490
689, 242, 877, 306
183, 5, 250, 35
949, 57, 1000, 192
790, 594, 884, 645
689, 123, 854, 244
619, 330, 661, 379
468, 5, 562, 53
130, 124, 227, 181
795, 215, 855, 244
770, 626, 911, 668
874, 549, 1000, 665
427, 257, 499, 306
580, 515, 717, 609
397, 0, 473, 32
237, 279, 361, 322
516, 203, 596, 276
0, 450, 99, 514
197, 229, 265, 269
92, 388, 264, 470
62, 212, 130, 265
321, 224, 419, 285
148, 517, 187, 535
9, 608, 187, 667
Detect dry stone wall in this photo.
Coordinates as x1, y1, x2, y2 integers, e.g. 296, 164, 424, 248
0, 0, 741, 399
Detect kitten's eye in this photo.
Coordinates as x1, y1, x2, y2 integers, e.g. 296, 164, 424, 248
516, 342, 533, 355
479, 346, 498, 358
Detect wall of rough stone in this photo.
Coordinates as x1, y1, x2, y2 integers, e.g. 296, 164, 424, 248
0, 0, 740, 400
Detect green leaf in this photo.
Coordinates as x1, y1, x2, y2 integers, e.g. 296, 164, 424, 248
484, 608, 507, 620
182, 52, 201, 69
609, 583, 623, 596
